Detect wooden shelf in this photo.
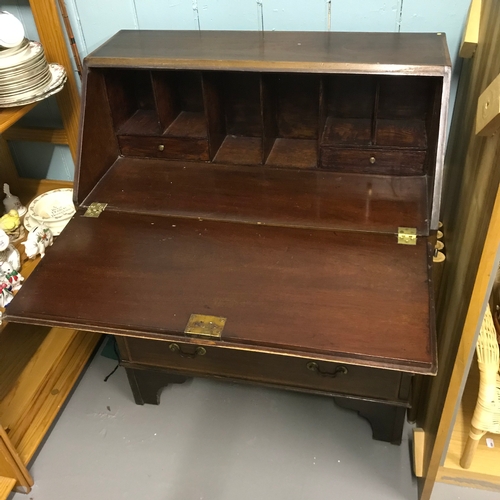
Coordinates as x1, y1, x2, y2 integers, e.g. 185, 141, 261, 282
416, 2, 500, 498
0, 181, 101, 466
0, 1, 85, 498
0, 105, 37, 135
436, 360, 500, 491
213, 136, 262, 165
166, 111, 207, 138
0, 477, 16, 500
266, 138, 317, 169
0, 231, 101, 462
0, 186, 100, 497
0, 326, 100, 464
118, 109, 160, 136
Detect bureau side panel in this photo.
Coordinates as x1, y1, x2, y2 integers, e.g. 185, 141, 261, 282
75, 67, 120, 205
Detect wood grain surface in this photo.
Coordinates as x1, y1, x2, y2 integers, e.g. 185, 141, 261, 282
437, 360, 500, 490
75, 68, 120, 203
2, 127, 69, 145
120, 336, 407, 403
418, 0, 500, 497
86, 31, 451, 74
82, 157, 429, 234
6, 211, 435, 373
0, 328, 78, 443
12, 331, 100, 464
0, 427, 32, 493
0, 327, 48, 402
0, 105, 37, 135
0, 476, 16, 500
29, 0, 80, 163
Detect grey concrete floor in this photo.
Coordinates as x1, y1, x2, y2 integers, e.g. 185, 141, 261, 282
11, 346, 499, 500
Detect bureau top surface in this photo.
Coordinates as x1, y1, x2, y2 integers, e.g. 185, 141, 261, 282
86, 30, 451, 74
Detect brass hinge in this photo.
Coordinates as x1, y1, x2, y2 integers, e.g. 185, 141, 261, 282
398, 227, 417, 245
184, 314, 226, 339
83, 202, 107, 218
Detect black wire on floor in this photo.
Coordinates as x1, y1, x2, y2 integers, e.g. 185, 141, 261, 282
104, 338, 121, 382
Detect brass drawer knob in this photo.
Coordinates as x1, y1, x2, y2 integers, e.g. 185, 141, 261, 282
306, 361, 348, 378
369, 156, 376, 164
158, 144, 165, 151
169, 343, 206, 358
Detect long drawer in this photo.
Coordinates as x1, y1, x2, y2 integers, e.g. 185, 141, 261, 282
320, 146, 426, 175
117, 337, 410, 404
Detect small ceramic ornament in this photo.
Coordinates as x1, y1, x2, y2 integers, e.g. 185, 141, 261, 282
0, 209, 20, 232
0, 281, 14, 307
0, 209, 23, 241
22, 224, 53, 259
3, 183, 26, 217
0, 261, 23, 290
0, 271, 14, 307
0, 228, 21, 271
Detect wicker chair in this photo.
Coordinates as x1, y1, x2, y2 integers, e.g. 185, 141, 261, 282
460, 304, 500, 468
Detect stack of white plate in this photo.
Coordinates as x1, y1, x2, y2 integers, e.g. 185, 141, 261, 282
0, 11, 24, 48
0, 37, 67, 108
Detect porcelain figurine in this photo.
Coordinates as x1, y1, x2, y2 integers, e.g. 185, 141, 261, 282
22, 224, 53, 259
0, 268, 14, 307
0, 261, 23, 290
0, 228, 21, 271
0, 209, 20, 232
0, 279, 14, 307
3, 183, 26, 217
0, 209, 23, 242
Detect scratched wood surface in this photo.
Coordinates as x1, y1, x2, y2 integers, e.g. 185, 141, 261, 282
6, 210, 435, 373
417, 0, 500, 497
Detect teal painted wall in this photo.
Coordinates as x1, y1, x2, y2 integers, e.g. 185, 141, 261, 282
1, 0, 470, 181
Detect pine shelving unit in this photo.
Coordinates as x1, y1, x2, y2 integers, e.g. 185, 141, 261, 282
416, 0, 500, 497
0, 2, 101, 498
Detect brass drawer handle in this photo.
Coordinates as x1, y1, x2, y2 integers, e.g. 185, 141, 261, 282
306, 361, 348, 378
369, 156, 376, 164
169, 343, 206, 358
158, 144, 165, 151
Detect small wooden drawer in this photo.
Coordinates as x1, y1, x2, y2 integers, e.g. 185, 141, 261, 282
118, 135, 210, 161
117, 337, 408, 404
320, 147, 426, 175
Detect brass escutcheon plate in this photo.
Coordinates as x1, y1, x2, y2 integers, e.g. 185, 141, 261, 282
184, 314, 226, 339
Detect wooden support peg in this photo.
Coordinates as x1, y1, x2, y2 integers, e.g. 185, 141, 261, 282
413, 428, 425, 477
476, 73, 500, 136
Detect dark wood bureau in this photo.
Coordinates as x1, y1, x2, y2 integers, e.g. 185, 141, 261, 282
5, 31, 451, 445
